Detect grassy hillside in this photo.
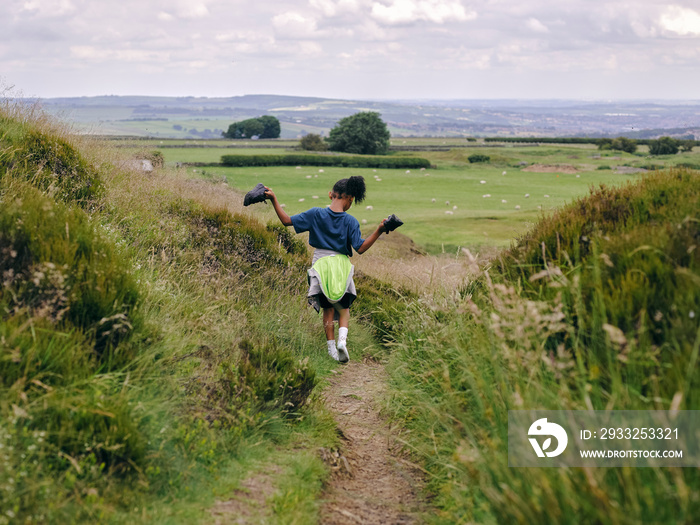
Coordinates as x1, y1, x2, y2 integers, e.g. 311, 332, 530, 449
386, 168, 699, 523
0, 101, 391, 523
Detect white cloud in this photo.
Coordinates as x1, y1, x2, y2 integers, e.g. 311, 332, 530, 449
660, 6, 700, 35
297, 41, 324, 57
175, 1, 210, 19
21, 0, 76, 16
70, 45, 170, 63
215, 31, 272, 44
526, 18, 549, 34
370, 0, 476, 25
310, 0, 362, 17
273, 12, 319, 39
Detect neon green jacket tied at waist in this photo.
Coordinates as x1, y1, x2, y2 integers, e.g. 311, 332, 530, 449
307, 252, 356, 311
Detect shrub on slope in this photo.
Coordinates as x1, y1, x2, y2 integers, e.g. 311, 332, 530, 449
0, 107, 102, 205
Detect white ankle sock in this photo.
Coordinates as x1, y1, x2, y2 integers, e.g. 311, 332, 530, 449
338, 327, 348, 343
327, 340, 339, 360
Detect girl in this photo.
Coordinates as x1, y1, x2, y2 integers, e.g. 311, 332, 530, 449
264, 176, 386, 362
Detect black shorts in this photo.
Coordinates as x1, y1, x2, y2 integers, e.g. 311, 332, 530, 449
316, 292, 355, 309
310, 292, 356, 311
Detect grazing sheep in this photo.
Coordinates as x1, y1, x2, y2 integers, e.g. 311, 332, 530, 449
376, 178, 382, 181
366, 205, 373, 210
319, 169, 324, 173
445, 200, 450, 206
445, 210, 454, 215
306, 175, 312, 179
405, 170, 411, 174
502, 171, 507, 175
280, 204, 286, 208
453, 205, 458, 210
431, 198, 436, 203
525, 194, 530, 198
361, 219, 367, 224
296, 166, 302, 169
544, 194, 550, 198
480, 180, 486, 184
501, 199, 507, 204
515, 205, 521, 210
312, 195, 319, 199
298, 198, 305, 202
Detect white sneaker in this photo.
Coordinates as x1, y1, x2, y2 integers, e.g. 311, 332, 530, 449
337, 340, 349, 363
328, 346, 339, 361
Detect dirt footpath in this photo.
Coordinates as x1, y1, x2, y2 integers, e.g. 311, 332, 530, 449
320, 360, 425, 524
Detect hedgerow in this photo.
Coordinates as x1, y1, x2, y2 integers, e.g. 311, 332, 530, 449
220, 153, 431, 169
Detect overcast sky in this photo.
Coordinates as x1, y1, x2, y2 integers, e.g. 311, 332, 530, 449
2, 0, 700, 100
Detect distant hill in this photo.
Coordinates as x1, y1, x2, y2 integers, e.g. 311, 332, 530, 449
26, 94, 700, 140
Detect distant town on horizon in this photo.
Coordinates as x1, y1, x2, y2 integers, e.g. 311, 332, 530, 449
25, 94, 700, 140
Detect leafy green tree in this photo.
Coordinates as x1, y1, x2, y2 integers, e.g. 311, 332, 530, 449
648, 136, 680, 155
300, 133, 328, 151
327, 112, 390, 155
223, 116, 281, 139
596, 138, 613, 150
223, 121, 243, 139
680, 140, 695, 153
597, 137, 637, 153
611, 137, 638, 153
259, 116, 281, 139
243, 119, 264, 138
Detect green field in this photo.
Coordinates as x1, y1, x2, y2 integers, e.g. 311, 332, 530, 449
195, 164, 637, 251
116, 139, 700, 253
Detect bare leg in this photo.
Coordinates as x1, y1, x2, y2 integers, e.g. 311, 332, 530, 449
338, 307, 350, 329
323, 307, 335, 341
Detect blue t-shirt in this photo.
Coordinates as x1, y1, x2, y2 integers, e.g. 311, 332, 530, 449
291, 207, 365, 256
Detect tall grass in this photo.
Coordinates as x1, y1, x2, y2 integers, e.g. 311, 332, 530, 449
0, 98, 368, 523
386, 169, 700, 524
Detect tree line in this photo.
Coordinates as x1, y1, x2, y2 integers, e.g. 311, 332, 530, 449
222, 114, 695, 156
483, 136, 696, 154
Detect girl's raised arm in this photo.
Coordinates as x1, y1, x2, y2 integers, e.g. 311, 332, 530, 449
264, 187, 292, 226
357, 220, 386, 254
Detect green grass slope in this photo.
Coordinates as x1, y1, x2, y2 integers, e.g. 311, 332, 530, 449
387, 169, 700, 524
0, 102, 387, 523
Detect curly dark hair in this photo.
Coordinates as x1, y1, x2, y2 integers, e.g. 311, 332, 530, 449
332, 176, 366, 203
